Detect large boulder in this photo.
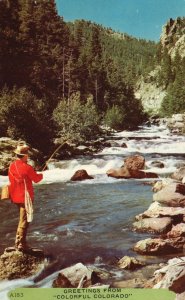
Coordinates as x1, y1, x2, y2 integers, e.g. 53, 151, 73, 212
153, 183, 185, 207
135, 201, 185, 221
52, 263, 101, 288
153, 257, 185, 294
133, 217, 172, 234
134, 237, 185, 255
107, 154, 158, 179
0, 248, 45, 280
124, 155, 145, 170
71, 169, 94, 181
107, 166, 158, 179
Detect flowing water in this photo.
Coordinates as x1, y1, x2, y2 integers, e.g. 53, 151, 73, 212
0, 123, 185, 294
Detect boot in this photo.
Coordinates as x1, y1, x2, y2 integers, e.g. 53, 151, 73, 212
15, 226, 30, 251
15, 204, 31, 251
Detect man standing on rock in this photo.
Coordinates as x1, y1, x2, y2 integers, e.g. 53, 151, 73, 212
8, 143, 43, 251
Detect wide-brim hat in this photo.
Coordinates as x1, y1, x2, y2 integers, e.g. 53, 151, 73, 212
14, 143, 30, 156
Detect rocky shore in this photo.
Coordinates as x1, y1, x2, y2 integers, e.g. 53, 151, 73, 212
130, 167, 185, 299
0, 137, 42, 175
0, 134, 113, 175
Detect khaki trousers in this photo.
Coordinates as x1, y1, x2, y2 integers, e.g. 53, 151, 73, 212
15, 204, 29, 249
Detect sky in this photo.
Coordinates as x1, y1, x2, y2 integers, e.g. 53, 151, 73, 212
56, 0, 185, 41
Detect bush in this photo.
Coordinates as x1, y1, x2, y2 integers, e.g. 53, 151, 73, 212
160, 84, 185, 117
0, 87, 53, 153
103, 105, 124, 130
53, 93, 100, 143
103, 97, 146, 131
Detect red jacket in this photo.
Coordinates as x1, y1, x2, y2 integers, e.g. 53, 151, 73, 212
8, 159, 43, 203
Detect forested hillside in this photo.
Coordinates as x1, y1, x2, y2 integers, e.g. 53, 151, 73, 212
0, 0, 184, 153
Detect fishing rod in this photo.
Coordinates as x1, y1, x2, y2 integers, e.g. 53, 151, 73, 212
41, 140, 69, 171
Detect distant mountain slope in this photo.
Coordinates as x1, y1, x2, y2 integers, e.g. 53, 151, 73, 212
135, 17, 185, 115
68, 19, 158, 85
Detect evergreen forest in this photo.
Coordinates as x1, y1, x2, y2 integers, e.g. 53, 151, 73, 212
0, 0, 184, 153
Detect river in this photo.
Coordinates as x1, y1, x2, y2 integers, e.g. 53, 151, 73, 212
0, 123, 185, 295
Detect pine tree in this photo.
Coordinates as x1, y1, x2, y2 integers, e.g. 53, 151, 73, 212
17, 0, 69, 105
161, 57, 185, 116
87, 25, 106, 110
0, 0, 20, 87
159, 48, 173, 88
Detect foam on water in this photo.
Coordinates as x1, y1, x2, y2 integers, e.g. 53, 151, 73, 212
1, 125, 185, 188
31, 231, 59, 242
34, 270, 60, 288
40, 156, 123, 184
98, 124, 185, 156
101, 137, 185, 156
114, 124, 170, 138
1, 124, 184, 186
146, 157, 182, 175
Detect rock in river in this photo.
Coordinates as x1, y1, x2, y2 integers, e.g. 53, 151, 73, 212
150, 160, 165, 168
153, 183, 185, 207
71, 169, 94, 181
135, 201, 185, 221
107, 167, 158, 179
133, 217, 172, 234
0, 247, 46, 280
124, 155, 145, 171
134, 237, 185, 255
107, 154, 158, 179
52, 263, 101, 288
117, 256, 144, 270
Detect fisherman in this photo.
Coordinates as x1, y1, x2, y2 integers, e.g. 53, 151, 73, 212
8, 143, 43, 251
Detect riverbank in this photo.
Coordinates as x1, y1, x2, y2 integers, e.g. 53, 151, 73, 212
0, 129, 115, 175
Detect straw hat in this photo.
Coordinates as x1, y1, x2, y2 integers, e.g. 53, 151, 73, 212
14, 143, 30, 156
